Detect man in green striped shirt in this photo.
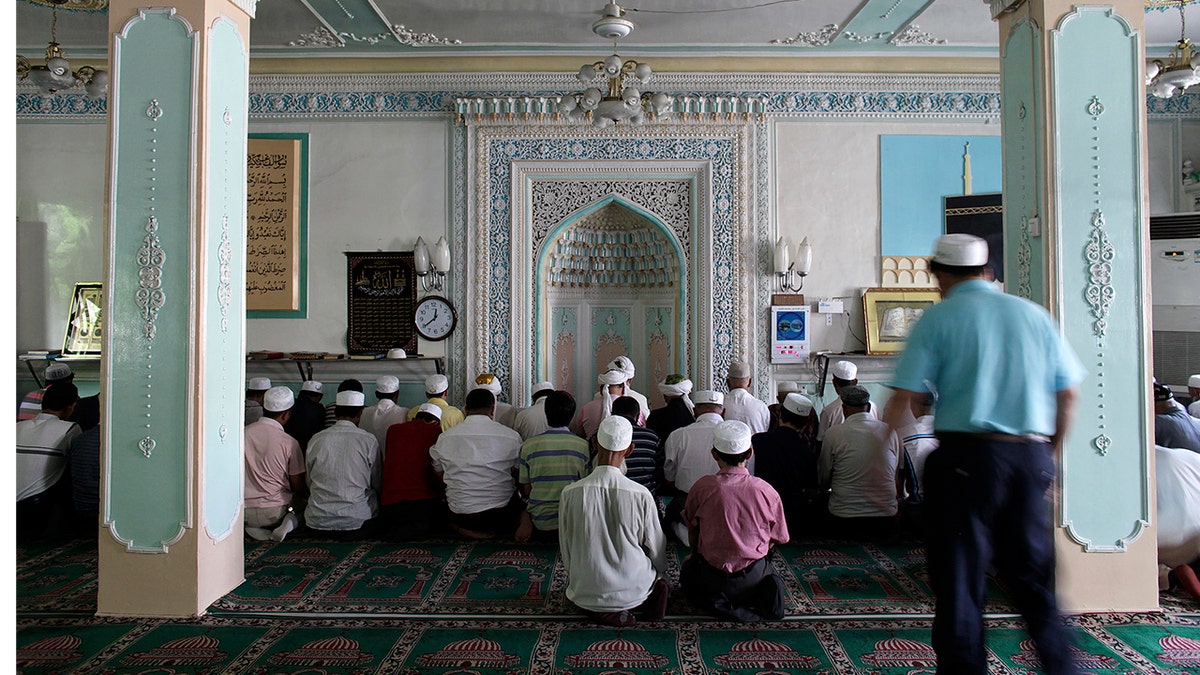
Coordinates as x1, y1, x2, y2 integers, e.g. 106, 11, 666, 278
517, 390, 591, 542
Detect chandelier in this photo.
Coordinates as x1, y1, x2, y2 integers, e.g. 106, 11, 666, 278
1147, 0, 1200, 98
558, 3, 674, 127
17, 7, 109, 98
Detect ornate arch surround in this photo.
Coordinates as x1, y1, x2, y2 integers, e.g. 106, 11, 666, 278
460, 122, 768, 404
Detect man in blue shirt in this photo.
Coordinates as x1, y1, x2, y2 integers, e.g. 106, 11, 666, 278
884, 234, 1085, 675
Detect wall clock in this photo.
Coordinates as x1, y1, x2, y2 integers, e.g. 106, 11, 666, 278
414, 295, 457, 341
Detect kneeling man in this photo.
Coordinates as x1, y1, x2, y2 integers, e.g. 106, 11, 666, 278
682, 420, 790, 622
559, 415, 669, 627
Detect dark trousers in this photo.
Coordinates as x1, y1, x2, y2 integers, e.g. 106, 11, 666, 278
926, 435, 1077, 675
681, 554, 785, 622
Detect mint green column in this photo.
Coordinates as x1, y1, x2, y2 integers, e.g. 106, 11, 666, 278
996, 0, 1156, 611
99, 0, 254, 617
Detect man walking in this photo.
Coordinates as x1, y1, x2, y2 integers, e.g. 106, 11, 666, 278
884, 233, 1084, 675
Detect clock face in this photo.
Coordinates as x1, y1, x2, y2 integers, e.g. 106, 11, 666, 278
414, 295, 457, 341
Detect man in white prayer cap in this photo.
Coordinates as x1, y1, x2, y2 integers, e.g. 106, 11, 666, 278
361, 375, 409, 451
647, 373, 695, 445
305, 390, 382, 539
752, 392, 822, 534
474, 373, 518, 429
571, 368, 641, 440
722, 361, 771, 434
767, 380, 802, 432
817, 360, 879, 442
514, 380, 556, 441
559, 415, 669, 627
245, 376, 271, 426
682, 420, 789, 622
407, 373, 464, 431
599, 355, 651, 420
1189, 374, 1200, 418
244, 386, 306, 542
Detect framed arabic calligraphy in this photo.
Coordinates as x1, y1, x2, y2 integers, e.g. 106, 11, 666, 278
344, 251, 418, 355
63, 282, 104, 357
246, 133, 308, 317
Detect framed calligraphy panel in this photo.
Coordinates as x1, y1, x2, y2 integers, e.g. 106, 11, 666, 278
345, 251, 418, 354
247, 133, 308, 317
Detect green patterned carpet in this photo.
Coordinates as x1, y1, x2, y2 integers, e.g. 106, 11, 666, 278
17, 534, 1200, 673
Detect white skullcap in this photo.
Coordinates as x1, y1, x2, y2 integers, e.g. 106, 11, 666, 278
425, 374, 449, 395
782, 392, 814, 417
713, 420, 753, 455
658, 377, 694, 397
474, 373, 502, 394
376, 375, 400, 394
45, 362, 73, 381
777, 380, 801, 394
727, 361, 752, 379
598, 369, 627, 386
248, 377, 272, 391
831, 361, 857, 381
387, 348, 407, 359
416, 402, 443, 420
597, 415, 634, 452
933, 233, 989, 266
263, 386, 294, 412
693, 390, 724, 406
336, 390, 366, 407
301, 380, 323, 393
1190, 374, 1200, 389
532, 380, 555, 394
606, 356, 635, 379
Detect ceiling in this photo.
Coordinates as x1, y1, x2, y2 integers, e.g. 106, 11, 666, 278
16, 0, 1200, 62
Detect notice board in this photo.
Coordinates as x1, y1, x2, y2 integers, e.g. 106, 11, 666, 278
345, 251, 418, 354
247, 134, 308, 316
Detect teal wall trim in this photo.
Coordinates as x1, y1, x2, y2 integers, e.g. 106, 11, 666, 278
1001, 17, 1047, 302
203, 17, 250, 543
103, 8, 198, 552
1052, 7, 1150, 552
246, 132, 309, 319
880, 134, 1002, 256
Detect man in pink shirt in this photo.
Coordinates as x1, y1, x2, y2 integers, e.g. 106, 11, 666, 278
571, 369, 635, 440
244, 386, 307, 542
681, 420, 789, 622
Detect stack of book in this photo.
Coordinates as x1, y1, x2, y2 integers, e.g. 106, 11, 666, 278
20, 349, 62, 360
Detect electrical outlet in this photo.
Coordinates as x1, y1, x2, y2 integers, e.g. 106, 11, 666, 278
826, 313, 833, 326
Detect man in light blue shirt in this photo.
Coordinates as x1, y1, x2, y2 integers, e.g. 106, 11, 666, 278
884, 234, 1084, 675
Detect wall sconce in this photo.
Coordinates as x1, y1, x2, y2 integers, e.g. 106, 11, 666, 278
414, 236, 451, 292
774, 235, 812, 292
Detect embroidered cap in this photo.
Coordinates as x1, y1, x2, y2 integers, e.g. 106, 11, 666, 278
1190, 374, 1200, 389
336, 390, 366, 407
713, 420, 753, 456
933, 233, 989, 266
727, 361, 752, 379
387, 348, 407, 359
301, 380, 323, 393
831, 361, 857, 381
263, 386, 295, 412
532, 380, 555, 396
840, 385, 871, 407
416, 402, 443, 420
776, 380, 801, 394
597, 414, 633, 452
44, 362, 73, 382
375, 375, 400, 394
692, 390, 724, 406
782, 392, 815, 417
248, 377, 271, 391
425, 374, 449, 395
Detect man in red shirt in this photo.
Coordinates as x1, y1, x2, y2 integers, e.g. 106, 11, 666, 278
380, 402, 445, 539
681, 420, 790, 622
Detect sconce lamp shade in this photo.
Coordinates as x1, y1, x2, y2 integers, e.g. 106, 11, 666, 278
433, 236, 451, 271
794, 236, 813, 276
773, 237, 790, 275
414, 237, 430, 274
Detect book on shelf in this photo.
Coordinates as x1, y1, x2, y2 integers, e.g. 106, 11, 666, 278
287, 351, 328, 360
248, 350, 285, 360
348, 352, 385, 360
26, 349, 62, 356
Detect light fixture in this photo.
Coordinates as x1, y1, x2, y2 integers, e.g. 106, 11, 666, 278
1147, 0, 1200, 98
17, 7, 109, 98
774, 236, 812, 292
413, 236, 451, 292
557, 2, 674, 128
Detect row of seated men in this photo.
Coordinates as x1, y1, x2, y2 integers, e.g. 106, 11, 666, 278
242, 356, 937, 624
1153, 376, 1200, 604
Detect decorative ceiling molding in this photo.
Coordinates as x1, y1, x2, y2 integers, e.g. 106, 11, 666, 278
891, 25, 947, 46
288, 23, 460, 48
771, 25, 840, 46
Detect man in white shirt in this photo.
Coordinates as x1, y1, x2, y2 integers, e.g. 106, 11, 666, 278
475, 373, 519, 429
817, 360, 880, 442
305, 390, 382, 538
899, 392, 938, 508
513, 380, 555, 441
559, 415, 668, 627
819, 385, 901, 540
1189, 375, 1200, 418
17, 382, 82, 541
722, 361, 770, 434
360, 375, 409, 450
430, 388, 525, 539
664, 390, 737, 544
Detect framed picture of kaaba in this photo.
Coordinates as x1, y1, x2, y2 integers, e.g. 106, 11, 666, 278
862, 287, 941, 355
344, 252, 418, 354
62, 282, 103, 357
944, 192, 1003, 282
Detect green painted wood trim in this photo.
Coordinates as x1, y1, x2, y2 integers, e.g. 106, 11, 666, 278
247, 132, 309, 319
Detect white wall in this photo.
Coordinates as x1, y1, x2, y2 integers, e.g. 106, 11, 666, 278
246, 119, 451, 359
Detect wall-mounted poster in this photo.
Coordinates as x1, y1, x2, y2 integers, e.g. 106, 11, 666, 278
247, 134, 308, 317
345, 252, 418, 354
63, 282, 103, 357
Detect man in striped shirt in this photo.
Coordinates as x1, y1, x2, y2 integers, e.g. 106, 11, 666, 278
517, 390, 591, 542
611, 396, 662, 495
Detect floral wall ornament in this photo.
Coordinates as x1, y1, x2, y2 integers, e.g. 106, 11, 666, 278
1017, 216, 1033, 299
890, 25, 947, 46
1084, 209, 1115, 340
1093, 433, 1112, 456
136, 215, 166, 340
770, 25, 840, 46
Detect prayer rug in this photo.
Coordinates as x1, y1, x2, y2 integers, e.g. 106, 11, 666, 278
16, 612, 1200, 674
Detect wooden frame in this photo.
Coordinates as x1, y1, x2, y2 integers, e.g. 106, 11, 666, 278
62, 282, 104, 357
862, 287, 941, 355
246, 133, 309, 317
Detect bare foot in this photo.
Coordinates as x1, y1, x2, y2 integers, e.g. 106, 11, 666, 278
514, 511, 534, 543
